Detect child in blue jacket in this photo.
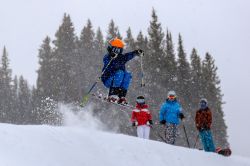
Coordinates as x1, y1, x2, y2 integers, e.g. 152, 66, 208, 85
159, 90, 184, 144
101, 38, 143, 105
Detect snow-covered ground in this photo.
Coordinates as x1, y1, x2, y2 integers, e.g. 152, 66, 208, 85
0, 106, 250, 166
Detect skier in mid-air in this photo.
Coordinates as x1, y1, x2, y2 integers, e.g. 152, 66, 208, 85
159, 90, 185, 144
131, 96, 153, 139
101, 37, 144, 105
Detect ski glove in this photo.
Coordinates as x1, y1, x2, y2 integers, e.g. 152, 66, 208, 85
133, 49, 144, 56
110, 52, 118, 58
132, 121, 138, 127
160, 120, 166, 125
147, 120, 153, 126
179, 113, 185, 120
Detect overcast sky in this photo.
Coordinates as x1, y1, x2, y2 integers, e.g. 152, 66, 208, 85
0, 0, 250, 157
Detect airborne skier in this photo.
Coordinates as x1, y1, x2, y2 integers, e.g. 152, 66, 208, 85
101, 37, 144, 105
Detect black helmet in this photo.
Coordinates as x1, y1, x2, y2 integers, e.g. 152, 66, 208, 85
136, 96, 145, 104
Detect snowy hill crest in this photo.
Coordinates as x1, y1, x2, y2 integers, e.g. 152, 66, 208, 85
0, 105, 249, 166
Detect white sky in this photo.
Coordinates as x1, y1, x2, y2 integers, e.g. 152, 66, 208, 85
0, 0, 250, 157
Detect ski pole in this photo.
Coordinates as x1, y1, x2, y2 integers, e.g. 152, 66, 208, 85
80, 56, 115, 107
140, 53, 145, 87
182, 124, 190, 148
150, 124, 167, 143
193, 133, 199, 149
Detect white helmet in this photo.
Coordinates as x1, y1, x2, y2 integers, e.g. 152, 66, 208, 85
167, 90, 176, 97
200, 98, 208, 104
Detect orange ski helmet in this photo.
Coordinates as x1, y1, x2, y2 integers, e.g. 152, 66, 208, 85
109, 37, 125, 48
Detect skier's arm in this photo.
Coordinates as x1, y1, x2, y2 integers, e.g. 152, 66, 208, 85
124, 49, 144, 61
131, 110, 136, 122
124, 52, 137, 61
207, 110, 212, 129
103, 55, 110, 69
178, 106, 185, 120
159, 104, 166, 121
195, 111, 201, 130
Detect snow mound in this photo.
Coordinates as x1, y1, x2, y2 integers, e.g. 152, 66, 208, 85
0, 123, 250, 166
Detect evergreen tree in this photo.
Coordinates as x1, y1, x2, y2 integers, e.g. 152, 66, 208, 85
201, 52, 228, 147
52, 13, 78, 102
135, 31, 148, 52
78, 19, 97, 97
0, 47, 13, 123
146, 8, 165, 103
37, 36, 54, 99
176, 34, 192, 105
190, 48, 203, 103
94, 27, 105, 56
18, 76, 32, 124
106, 19, 121, 43
10, 76, 19, 123
164, 30, 177, 90
124, 27, 135, 51
93, 27, 106, 94
123, 27, 139, 100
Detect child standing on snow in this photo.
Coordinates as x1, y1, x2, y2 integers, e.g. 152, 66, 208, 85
101, 37, 144, 105
159, 90, 184, 144
131, 96, 153, 139
195, 98, 216, 152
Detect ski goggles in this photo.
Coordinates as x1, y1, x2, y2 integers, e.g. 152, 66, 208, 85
111, 46, 123, 54
136, 98, 145, 104
168, 95, 176, 100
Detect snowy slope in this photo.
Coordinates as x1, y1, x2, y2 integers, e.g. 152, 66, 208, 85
0, 123, 250, 166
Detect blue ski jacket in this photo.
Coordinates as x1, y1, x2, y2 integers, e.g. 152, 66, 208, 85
101, 52, 136, 82
159, 99, 182, 125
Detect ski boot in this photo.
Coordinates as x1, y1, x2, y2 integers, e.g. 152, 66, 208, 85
118, 97, 128, 105
117, 88, 128, 105
107, 95, 119, 103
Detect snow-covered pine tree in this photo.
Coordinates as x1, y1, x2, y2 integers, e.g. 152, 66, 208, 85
18, 76, 32, 124
190, 48, 203, 103
146, 8, 165, 104
0, 47, 13, 123
106, 19, 122, 44
37, 36, 54, 99
52, 13, 78, 102
164, 30, 178, 91
176, 34, 192, 107
201, 52, 229, 148
78, 19, 96, 98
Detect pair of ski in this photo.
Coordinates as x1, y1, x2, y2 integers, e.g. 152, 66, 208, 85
82, 93, 134, 109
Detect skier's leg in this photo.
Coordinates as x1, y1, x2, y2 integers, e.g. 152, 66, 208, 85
165, 123, 175, 144
200, 130, 209, 151
118, 71, 132, 103
103, 76, 113, 88
113, 70, 125, 88
143, 125, 150, 139
172, 124, 178, 145
206, 130, 216, 152
120, 71, 132, 91
137, 126, 144, 138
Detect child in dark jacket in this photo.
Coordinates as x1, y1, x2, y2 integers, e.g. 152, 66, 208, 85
131, 96, 153, 139
195, 98, 216, 152
101, 38, 143, 105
